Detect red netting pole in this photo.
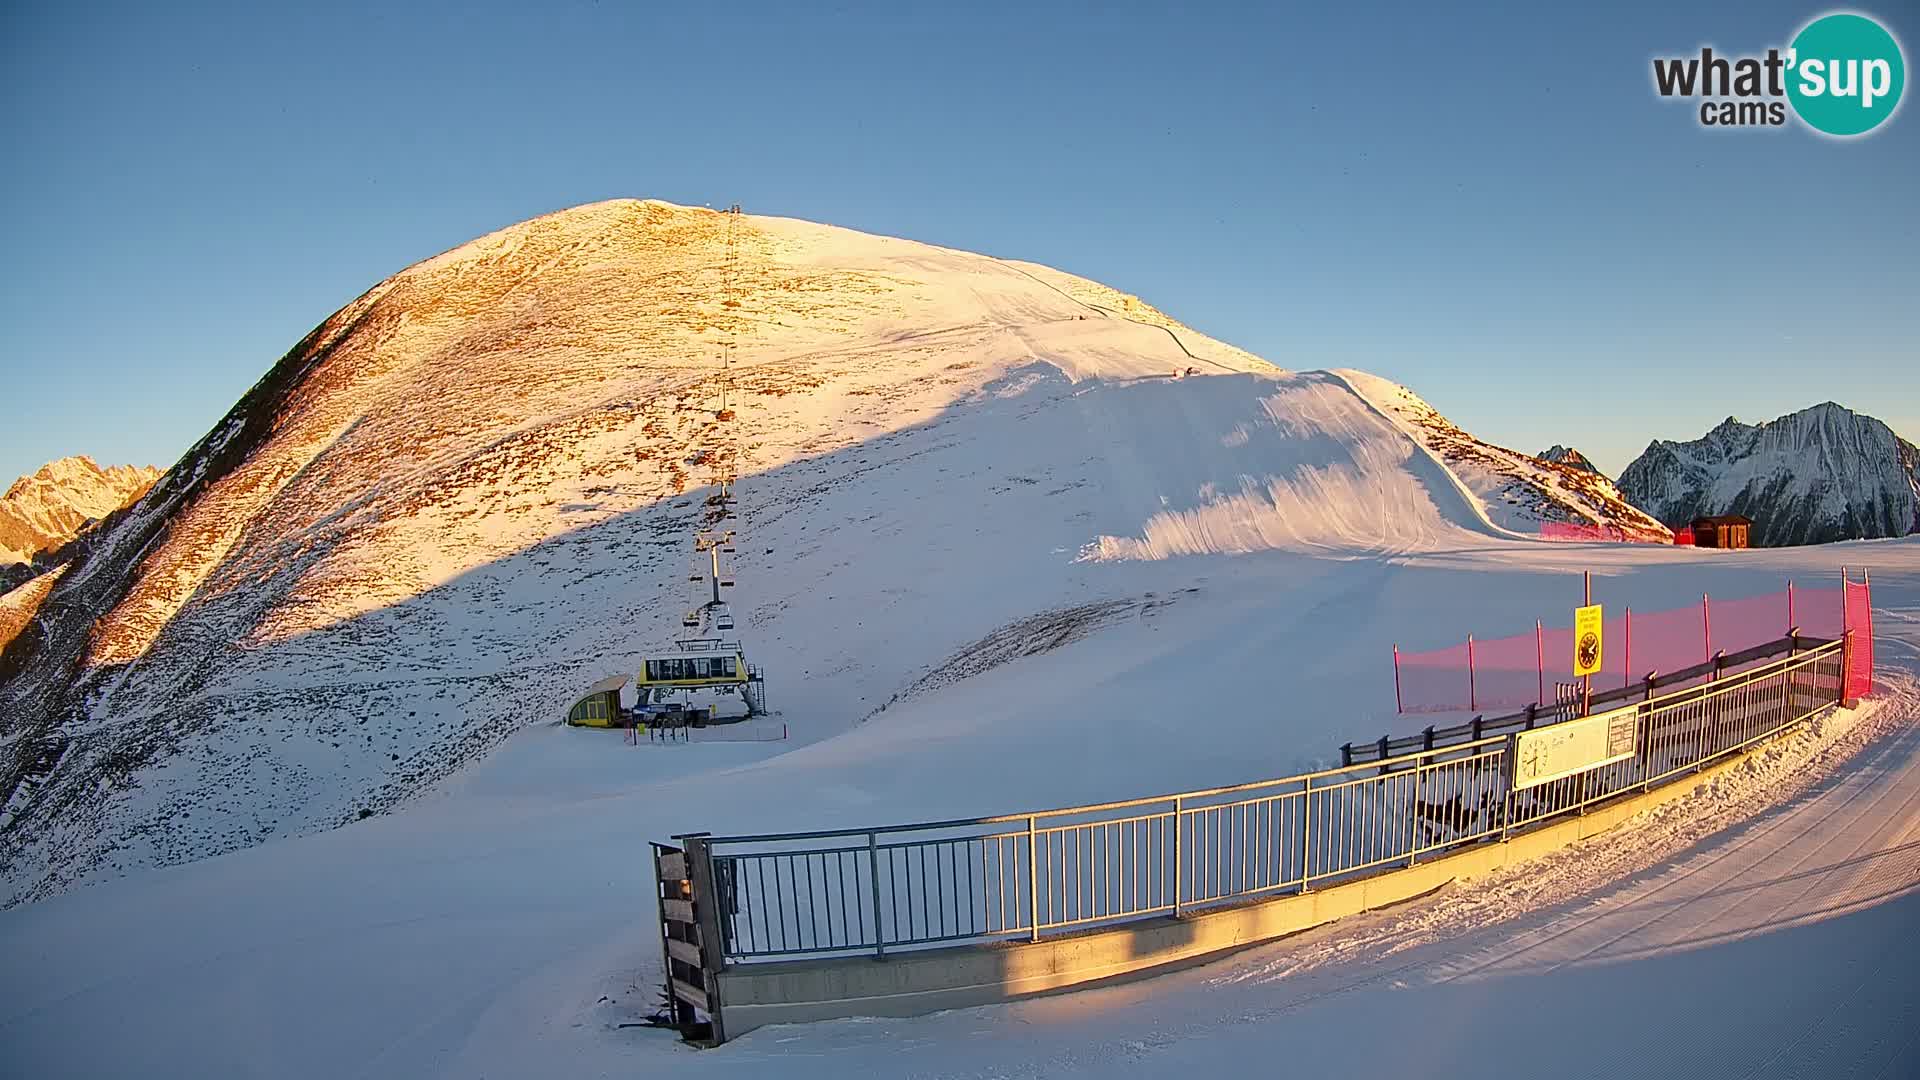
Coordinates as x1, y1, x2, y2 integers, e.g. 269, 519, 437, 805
1842, 567, 1853, 699
1536, 620, 1544, 704
1623, 606, 1632, 689
1468, 634, 1477, 712
1702, 593, 1712, 665
1865, 569, 1874, 696
1393, 644, 1403, 715
1787, 579, 1795, 635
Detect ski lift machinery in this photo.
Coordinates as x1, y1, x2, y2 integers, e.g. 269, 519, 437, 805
637, 204, 766, 719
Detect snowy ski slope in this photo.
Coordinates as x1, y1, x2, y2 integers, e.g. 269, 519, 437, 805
0, 539, 1913, 1077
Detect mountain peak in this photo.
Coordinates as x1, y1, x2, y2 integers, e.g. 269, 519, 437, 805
1618, 402, 1920, 545
1536, 445, 1603, 476
0, 200, 1310, 903
1, 457, 161, 568
0, 199, 1691, 906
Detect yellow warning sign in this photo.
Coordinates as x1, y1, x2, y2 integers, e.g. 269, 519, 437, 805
1573, 603, 1604, 677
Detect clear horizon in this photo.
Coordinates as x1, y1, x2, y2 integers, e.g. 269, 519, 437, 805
3, 1, 1915, 483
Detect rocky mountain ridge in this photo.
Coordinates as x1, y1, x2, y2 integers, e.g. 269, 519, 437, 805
1618, 403, 1920, 546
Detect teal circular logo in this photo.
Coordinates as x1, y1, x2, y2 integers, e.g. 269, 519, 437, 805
1787, 13, 1906, 136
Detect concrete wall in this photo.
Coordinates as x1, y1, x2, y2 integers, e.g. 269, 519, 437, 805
714, 726, 1810, 1037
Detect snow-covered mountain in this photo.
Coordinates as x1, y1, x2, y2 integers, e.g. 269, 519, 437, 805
1340, 374, 1669, 539
1618, 404, 1920, 546
0, 457, 160, 593
0, 199, 1639, 906
1537, 445, 1602, 476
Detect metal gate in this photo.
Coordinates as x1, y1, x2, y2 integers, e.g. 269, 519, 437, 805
651, 836, 728, 1043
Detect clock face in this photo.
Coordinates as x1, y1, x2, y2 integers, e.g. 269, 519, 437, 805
1578, 631, 1601, 670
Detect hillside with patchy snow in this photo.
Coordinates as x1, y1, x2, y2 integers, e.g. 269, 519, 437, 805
1619, 403, 1920, 546
1336, 371, 1671, 539
1, 199, 1651, 906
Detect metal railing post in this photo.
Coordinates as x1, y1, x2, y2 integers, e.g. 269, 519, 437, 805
1299, 778, 1312, 892
867, 830, 885, 959
1500, 739, 1514, 840
1407, 756, 1422, 867
1026, 815, 1040, 942
1840, 629, 1855, 707
1172, 796, 1184, 917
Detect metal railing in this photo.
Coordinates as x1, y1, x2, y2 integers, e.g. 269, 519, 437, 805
686, 636, 1849, 964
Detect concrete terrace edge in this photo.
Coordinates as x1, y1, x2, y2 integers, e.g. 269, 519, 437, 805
714, 707, 1843, 1037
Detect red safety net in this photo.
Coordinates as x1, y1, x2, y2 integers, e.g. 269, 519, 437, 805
1538, 522, 1665, 543
1672, 525, 1695, 546
1394, 582, 1860, 713
1845, 576, 1874, 699
1627, 601, 1713, 677
1394, 640, 1472, 714
1471, 629, 1547, 710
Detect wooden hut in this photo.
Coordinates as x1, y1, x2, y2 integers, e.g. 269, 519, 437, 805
1689, 514, 1752, 549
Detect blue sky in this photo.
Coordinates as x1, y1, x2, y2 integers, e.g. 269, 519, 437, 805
1, 0, 1914, 483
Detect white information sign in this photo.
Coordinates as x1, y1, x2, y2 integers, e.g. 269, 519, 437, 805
1510, 704, 1639, 791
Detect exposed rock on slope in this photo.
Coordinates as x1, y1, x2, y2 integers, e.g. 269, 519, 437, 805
1619, 403, 1920, 546
1339, 372, 1670, 539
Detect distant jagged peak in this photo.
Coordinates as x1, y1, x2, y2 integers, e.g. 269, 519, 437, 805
1709, 401, 1865, 435
4, 454, 160, 508
0, 455, 162, 565
1536, 445, 1603, 476
9, 454, 98, 499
